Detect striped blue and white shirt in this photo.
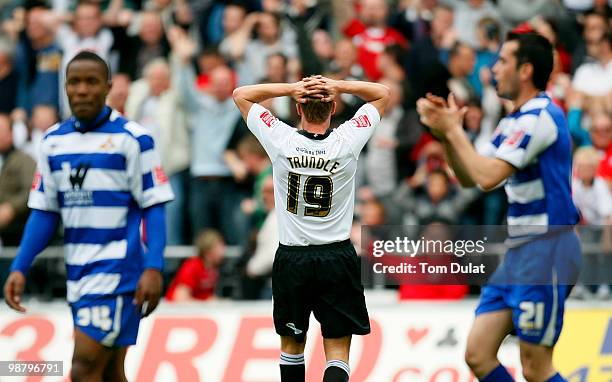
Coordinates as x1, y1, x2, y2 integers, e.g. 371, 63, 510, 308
28, 107, 174, 303
480, 93, 579, 239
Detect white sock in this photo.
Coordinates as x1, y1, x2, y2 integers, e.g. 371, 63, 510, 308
326, 359, 350, 376
280, 352, 305, 365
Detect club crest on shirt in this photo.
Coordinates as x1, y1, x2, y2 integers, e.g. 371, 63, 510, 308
259, 111, 277, 128
350, 114, 371, 128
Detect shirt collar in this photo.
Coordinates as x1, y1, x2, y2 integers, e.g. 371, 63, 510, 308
73, 106, 112, 133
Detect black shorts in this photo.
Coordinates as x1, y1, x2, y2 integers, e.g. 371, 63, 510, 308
272, 239, 370, 343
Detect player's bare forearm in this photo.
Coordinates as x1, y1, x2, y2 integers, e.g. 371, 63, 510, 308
444, 128, 514, 191
305, 77, 390, 116
233, 82, 307, 119
441, 139, 476, 187
336, 80, 389, 104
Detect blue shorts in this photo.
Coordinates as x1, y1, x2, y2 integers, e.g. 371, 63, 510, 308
476, 230, 581, 346
70, 294, 141, 348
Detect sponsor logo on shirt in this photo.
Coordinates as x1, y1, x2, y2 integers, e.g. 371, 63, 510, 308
31, 171, 42, 190
505, 130, 525, 147
259, 111, 277, 128
351, 114, 371, 128
63, 162, 93, 206
154, 166, 169, 184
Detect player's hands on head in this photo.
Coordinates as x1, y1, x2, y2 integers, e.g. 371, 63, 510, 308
134, 269, 163, 318
291, 76, 333, 103
416, 93, 467, 138
302, 75, 338, 102
4, 271, 26, 313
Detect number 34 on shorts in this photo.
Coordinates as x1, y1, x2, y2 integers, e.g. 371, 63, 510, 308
70, 294, 141, 347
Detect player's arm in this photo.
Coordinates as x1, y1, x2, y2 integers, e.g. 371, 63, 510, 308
418, 94, 514, 190
4, 209, 60, 312
135, 203, 166, 317
232, 81, 313, 121
302, 76, 391, 117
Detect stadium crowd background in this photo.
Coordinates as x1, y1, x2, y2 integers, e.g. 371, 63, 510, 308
0, 0, 610, 301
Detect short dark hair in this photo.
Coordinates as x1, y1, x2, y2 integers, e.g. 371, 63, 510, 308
505, 32, 553, 91
66, 51, 110, 82
301, 99, 333, 124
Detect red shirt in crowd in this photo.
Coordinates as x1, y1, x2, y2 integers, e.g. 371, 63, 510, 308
343, 19, 407, 81
598, 145, 612, 181
165, 257, 218, 301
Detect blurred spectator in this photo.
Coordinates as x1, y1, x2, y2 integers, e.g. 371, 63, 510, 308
530, 16, 572, 73
445, 0, 500, 48
377, 44, 406, 83
464, 69, 500, 152
591, 112, 612, 188
15, 4, 62, 116
393, 166, 478, 226
195, 47, 237, 91
0, 38, 18, 114
288, 0, 332, 76
572, 30, 612, 107
365, 79, 403, 198
404, 4, 454, 106
165, 229, 225, 302
16, 104, 58, 160
446, 41, 477, 104
125, 58, 190, 245
497, 0, 565, 28
573, 146, 612, 225
237, 135, 272, 229
390, 0, 437, 42
106, 73, 131, 114
171, 31, 248, 246
342, 0, 407, 81
564, 0, 612, 19
57, 1, 114, 117
328, 38, 364, 81
572, 145, 612, 299
471, 17, 501, 97
112, 10, 170, 79
571, 11, 608, 73
244, 175, 278, 299
0, 113, 36, 246
261, 53, 293, 120
219, 11, 298, 85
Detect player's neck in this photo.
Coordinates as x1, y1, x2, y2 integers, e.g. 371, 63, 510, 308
301, 122, 330, 135
513, 87, 541, 111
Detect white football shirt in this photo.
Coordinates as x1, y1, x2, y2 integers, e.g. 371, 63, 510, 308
247, 103, 381, 245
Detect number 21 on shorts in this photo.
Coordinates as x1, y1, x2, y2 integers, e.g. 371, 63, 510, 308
518, 301, 545, 330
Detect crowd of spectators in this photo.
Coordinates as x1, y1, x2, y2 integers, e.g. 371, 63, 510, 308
0, 0, 610, 300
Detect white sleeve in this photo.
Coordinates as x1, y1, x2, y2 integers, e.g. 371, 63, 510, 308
28, 138, 59, 212
246, 103, 294, 161
494, 111, 557, 169
124, 122, 175, 208
334, 103, 381, 158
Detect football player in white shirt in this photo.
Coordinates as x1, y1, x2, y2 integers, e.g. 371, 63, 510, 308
233, 76, 389, 382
